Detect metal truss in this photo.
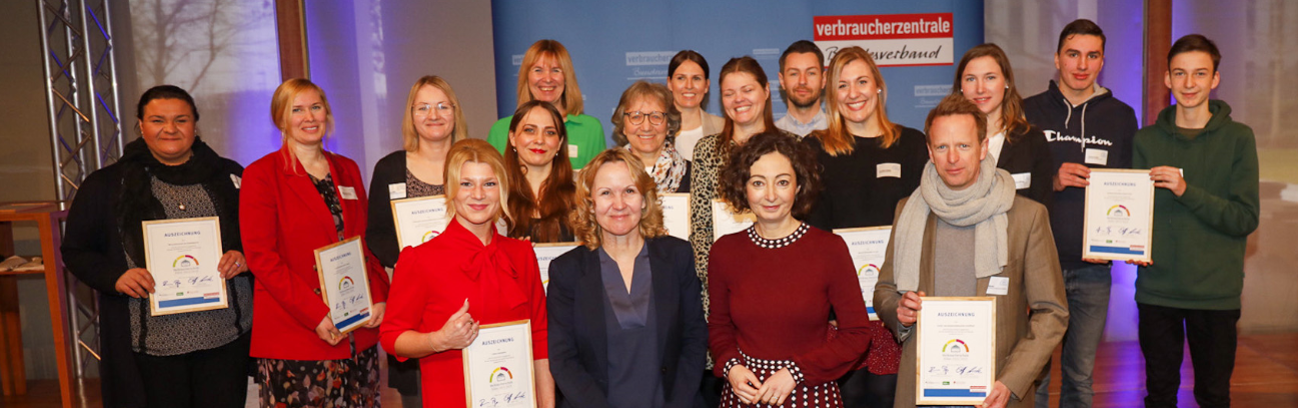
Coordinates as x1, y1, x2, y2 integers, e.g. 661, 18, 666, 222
36, 0, 122, 405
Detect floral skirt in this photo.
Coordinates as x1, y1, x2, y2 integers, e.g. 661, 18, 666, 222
256, 346, 381, 408
720, 351, 843, 408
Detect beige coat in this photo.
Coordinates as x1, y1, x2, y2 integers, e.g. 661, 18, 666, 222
874, 195, 1068, 408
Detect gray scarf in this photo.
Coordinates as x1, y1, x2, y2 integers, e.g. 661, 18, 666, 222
893, 154, 1015, 292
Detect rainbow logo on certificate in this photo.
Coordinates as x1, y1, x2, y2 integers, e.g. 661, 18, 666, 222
490, 367, 513, 383
858, 263, 880, 276
1106, 204, 1131, 217
172, 255, 199, 268
421, 230, 440, 243
943, 339, 970, 353
338, 276, 355, 291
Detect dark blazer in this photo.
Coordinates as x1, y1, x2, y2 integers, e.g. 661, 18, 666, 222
997, 125, 1055, 213
547, 236, 707, 408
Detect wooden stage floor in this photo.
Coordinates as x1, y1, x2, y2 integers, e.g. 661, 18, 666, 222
4, 332, 1296, 407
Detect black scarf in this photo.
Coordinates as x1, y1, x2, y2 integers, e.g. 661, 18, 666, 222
115, 137, 242, 269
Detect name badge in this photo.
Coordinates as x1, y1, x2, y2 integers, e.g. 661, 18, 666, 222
1085, 148, 1108, 166
388, 183, 407, 200
876, 162, 901, 178
568, 144, 579, 158
1012, 172, 1031, 190
338, 186, 358, 200
230, 174, 242, 189
987, 276, 1010, 296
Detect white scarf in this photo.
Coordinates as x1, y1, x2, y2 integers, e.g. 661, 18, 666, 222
893, 155, 1016, 292
625, 141, 688, 194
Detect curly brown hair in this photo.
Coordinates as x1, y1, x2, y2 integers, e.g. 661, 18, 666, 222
717, 131, 821, 218
570, 149, 667, 249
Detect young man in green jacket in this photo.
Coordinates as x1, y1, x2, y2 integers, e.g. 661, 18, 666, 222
1132, 34, 1260, 408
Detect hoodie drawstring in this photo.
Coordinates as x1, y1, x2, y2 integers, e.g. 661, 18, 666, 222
1080, 102, 1089, 152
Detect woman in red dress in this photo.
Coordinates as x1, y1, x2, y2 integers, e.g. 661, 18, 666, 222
708, 132, 871, 407
380, 138, 555, 408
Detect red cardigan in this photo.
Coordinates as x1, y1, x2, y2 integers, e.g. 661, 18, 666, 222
240, 148, 390, 360
380, 218, 548, 407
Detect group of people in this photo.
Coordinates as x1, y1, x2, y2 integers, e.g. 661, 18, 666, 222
60, 17, 1258, 408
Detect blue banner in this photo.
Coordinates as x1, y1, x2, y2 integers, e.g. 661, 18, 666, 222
491, 1, 983, 145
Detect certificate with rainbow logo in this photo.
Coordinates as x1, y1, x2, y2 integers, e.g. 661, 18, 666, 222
391, 195, 450, 250
835, 226, 892, 321
142, 217, 228, 316
463, 320, 535, 408
313, 237, 373, 334
915, 297, 996, 405
1083, 169, 1154, 262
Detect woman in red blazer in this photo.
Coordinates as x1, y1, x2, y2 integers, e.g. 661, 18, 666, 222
240, 78, 390, 407
380, 139, 555, 408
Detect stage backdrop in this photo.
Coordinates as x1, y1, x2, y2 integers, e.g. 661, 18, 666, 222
491, 1, 984, 146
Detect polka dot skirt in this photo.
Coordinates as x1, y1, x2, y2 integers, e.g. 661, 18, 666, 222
719, 350, 843, 408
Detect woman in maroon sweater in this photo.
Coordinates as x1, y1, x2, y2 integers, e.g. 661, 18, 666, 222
708, 132, 871, 407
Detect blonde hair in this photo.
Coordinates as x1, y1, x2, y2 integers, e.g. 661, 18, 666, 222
816, 47, 899, 156
516, 39, 584, 115
444, 139, 512, 227
402, 76, 468, 152
270, 78, 335, 172
610, 81, 681, 146
571, 149, 666, 249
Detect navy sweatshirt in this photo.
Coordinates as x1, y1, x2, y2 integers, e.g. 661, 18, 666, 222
1023, 80, 1138, 270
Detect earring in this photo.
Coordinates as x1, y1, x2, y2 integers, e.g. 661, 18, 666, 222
1005, 85, 1010, 89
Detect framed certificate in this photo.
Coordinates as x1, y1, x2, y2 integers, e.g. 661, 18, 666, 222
391, 195, 450, 249
313, 237, 374, 334
533, 242, 578, 294
915, 296, 996, 406
1082, 169, 1154, 262
142, 217, 228, 316
834, 226, 891, 321
660, 193, 690, 241
711, 199, 755, 242
463, 319, 536, 408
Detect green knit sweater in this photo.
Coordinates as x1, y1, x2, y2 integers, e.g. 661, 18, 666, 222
1132, 100, 1259, 310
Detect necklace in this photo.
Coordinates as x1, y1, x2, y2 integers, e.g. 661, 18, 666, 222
747, 222, 809, 249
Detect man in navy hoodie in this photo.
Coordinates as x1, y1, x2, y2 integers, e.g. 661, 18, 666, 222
1022, 19, 1138, 408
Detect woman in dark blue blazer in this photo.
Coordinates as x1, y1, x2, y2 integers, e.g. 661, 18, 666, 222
548, 148, 708, 408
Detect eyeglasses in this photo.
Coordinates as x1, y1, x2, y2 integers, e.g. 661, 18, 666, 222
623, 111, 666, 126
413, 102, 454, 117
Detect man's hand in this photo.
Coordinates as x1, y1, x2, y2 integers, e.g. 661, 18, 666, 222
1054, 163, 1092, 191
1150, 166, 1187, 197
897, 290, 926, 327
978, 381, 1010, 408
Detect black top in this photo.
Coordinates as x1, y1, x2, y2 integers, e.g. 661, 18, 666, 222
1024, 81, 1138, 268
994, 125, 1055, 213
804, 126, 929, 231
367, 150, 417, 268
62, 138, 246, 408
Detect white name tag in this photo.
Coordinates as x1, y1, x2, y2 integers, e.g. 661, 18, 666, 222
338, 186, 358, 200
987, 276, 1010, 296
230, 174, 241, 189
1085, 148, 1109, 166
1012, 172, 1031, 190
388, 183, 407, 200
568, 144, 579, 158
876, 162, 901, 178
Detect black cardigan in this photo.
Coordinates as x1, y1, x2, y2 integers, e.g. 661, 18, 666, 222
366, 150, 417, 268
995, 125, 1055, 213
61, 157, 244, 408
